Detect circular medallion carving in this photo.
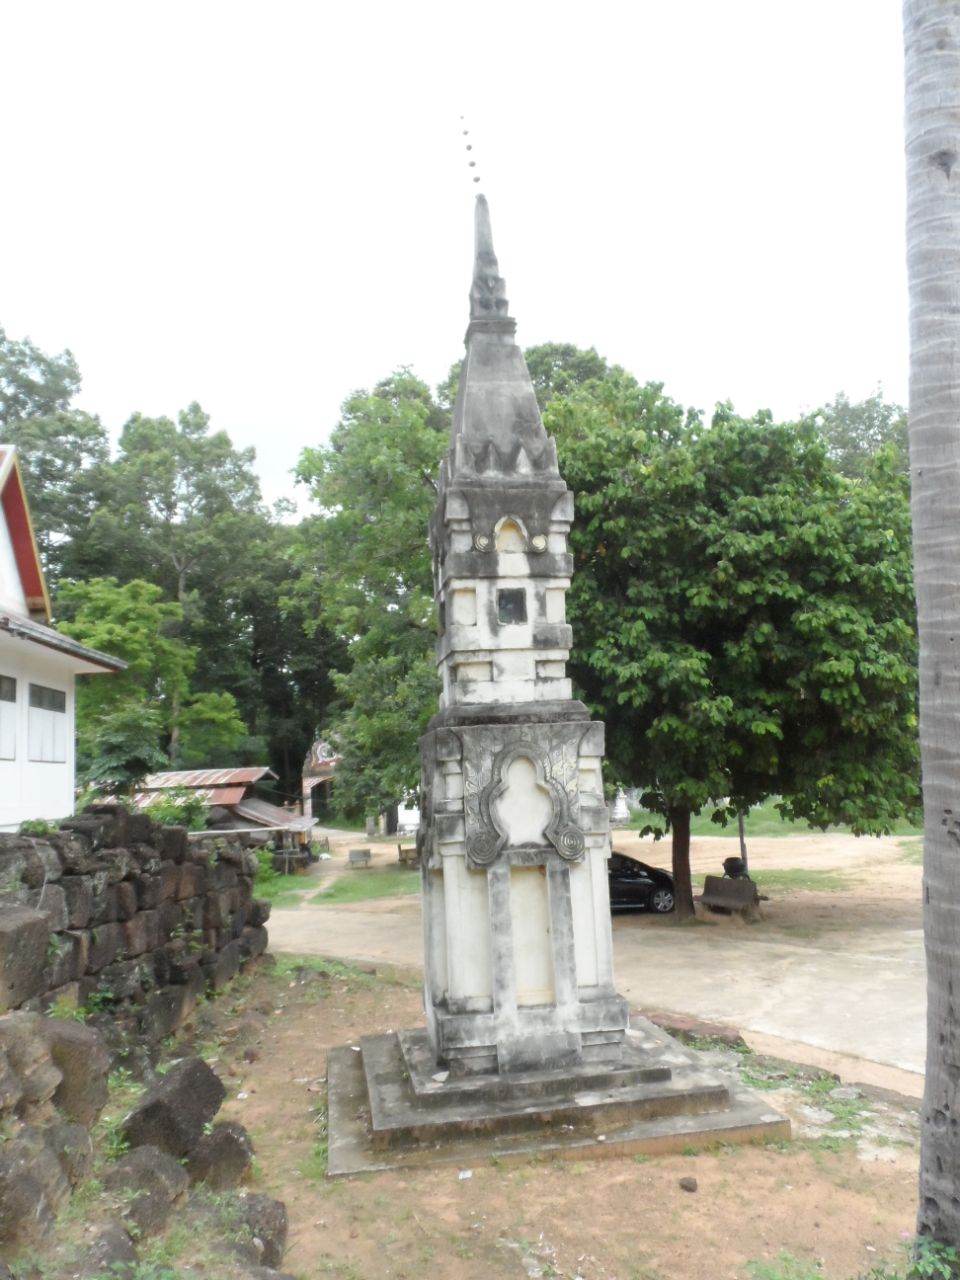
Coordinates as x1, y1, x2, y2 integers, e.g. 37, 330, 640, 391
474, 534, 491, 551
467, 830, 500, 865
530, 534, 547, 553
554, 824, 586, 861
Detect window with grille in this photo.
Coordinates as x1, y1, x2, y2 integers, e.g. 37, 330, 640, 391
0, 676, 15, 760
28, 683, 67, 763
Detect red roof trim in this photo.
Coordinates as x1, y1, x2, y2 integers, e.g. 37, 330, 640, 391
1, 454, 50, 622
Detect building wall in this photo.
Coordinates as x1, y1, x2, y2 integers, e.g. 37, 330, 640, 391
0, 511, 27, 617
0, 636, 77, 832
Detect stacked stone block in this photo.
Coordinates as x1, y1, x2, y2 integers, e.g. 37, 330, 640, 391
0, 805, 271, 1041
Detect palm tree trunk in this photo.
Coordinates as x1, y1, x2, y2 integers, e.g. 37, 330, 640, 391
904, 0, 960, 1245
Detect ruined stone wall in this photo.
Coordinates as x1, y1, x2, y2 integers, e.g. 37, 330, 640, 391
0, 805, 271, 1045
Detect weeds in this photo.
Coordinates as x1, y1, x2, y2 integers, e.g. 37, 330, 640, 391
745, 1251, 824, 1279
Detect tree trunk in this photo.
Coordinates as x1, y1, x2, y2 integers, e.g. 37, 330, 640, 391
904, 0, 960, 1246
669, 806, 695, 920
738, 811, 749, 875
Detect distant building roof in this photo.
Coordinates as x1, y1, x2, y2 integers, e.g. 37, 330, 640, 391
139, 767, 278, 790
0, 446, 50, 622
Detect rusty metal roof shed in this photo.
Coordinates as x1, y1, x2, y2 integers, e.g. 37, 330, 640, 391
139, 767, 277, 791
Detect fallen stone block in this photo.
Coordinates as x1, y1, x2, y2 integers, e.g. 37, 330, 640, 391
121, 1056, 226, 1156
78, 1219, 137, 1280
235, 1193, 289, 1269
42, 1017, 111, 1125
0, 907, 50, 1010
0, 1012, 61, 1107
43, 1119, 94, 1186
0, 1127, 69, 1245
186, 1120, 254, 1189
136, 987, 192, 1043
106, 1144, 189, 1232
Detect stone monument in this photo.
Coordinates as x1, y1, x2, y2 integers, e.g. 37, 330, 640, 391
326, 197, 789, 1174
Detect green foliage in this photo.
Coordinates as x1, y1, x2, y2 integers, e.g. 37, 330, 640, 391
808, 390, 908, 479
176, 691, 248, 768
627, 794, 921, 838
252, 847, 313, 908
549, 385, 920, 906
144, 785, 208, 831
79, 702, 168, 795
17, 818, 56, 836
292, 370, 448, 815
861, 1240, 960, 1280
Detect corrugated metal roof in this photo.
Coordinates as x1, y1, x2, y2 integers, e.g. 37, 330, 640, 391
139, 767, 277, 790
131, 785, 250, 810
234, 796, 315, 832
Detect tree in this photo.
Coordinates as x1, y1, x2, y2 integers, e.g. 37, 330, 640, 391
808, 390, 908, 478
177, 691, 249, 768
291, 371, 448, 817
903, 0, 960, 1248
80, 703, 168, 796
548, 382, 920, 918
0, 327, 110, 582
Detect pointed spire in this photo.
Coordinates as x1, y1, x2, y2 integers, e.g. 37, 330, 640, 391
468, 195, 514, 332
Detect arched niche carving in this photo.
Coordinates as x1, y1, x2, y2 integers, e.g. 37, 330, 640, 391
466, 741, 586, 866
494, 516, 527, 552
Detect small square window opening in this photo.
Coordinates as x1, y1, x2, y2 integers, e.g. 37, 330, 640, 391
497, 589, 527, 625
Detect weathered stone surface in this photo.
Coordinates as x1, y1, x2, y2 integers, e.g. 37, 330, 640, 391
134, 872, 162, 910
102, 848, 137, 884
0, 907, 50, 1010
240, 926, 269, 960
89, 875, 119, 925
44, 1119, 94, 1185
136, 986, 192, 1043
98, 958, 146, 1003
249, 899, 271, 927
60, 875, 93, 928
88, 922, 124, 972
26, 882, 68, 931
122, 911, 155, 957
177, 862, 208, 900
43, 930, 84, 988
0, 1048, 22, 1111
20, 842, 63, 888
186, 1120, 254, 1189
205, 939, 243, 990
49, 830, 103, 874
235, 1194, 289, 1268
122, 1057, 226, 1155
158, 825, 188, 863
0, 1127, 69, 1244
0, 1011, 61, 1107
42, 1017, 111, 1125
106, 1143, 189, 1204
115, 879, 139, 921
79, 1219, 137, 1279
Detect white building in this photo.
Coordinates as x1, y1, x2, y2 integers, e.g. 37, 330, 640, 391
0, 446, 125, 831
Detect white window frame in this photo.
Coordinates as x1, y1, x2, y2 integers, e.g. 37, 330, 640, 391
0, 675, 15, 761
28, 683, 67, 764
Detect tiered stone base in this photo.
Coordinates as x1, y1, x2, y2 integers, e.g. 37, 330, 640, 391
326, 1016, 790, 1176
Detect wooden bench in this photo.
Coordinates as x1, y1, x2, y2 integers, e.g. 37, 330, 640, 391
700, 874, 760, 920
348, 847, 372, 869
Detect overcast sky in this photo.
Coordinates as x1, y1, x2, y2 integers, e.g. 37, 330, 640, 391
1, 1, 906, 504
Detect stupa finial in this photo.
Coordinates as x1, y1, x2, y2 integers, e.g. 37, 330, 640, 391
469, 194, 512, 327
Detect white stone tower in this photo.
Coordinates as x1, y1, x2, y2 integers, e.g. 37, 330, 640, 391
418, 196, 628, 1075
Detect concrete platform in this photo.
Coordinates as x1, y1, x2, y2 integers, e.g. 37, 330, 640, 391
327, 1016, 790, 1176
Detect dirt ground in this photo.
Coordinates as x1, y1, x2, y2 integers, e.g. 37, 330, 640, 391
271, 830, 926, 1085
189, 956, 919, 1280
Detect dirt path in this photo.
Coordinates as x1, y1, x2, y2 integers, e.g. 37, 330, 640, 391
268, 832, 925, 1086
198, 959, 919, 1280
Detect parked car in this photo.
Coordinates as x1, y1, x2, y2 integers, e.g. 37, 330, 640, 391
608, 852, 675, 913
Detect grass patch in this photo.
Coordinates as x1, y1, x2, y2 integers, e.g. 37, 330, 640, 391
312, 866, 420, 906
626, 795, 922, 839
745, 1252, 824, 1280
751, 868, 850, 894
898, 837, 923, 865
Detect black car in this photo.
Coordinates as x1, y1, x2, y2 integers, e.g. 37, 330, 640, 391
608, 852, 675, 913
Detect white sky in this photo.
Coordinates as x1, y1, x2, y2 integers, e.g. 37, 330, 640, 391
1, 1, 907, 505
